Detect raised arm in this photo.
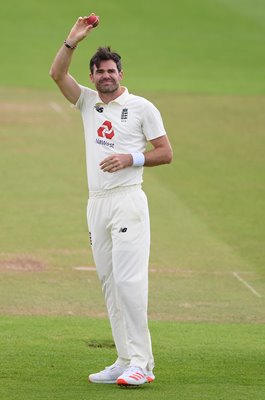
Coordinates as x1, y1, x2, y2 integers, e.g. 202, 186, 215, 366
49, 15, 96, 104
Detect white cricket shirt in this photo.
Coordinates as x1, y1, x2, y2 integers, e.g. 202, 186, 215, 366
75, 85, 166, 192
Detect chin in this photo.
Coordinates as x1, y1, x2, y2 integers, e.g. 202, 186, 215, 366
99, 86, 119, 94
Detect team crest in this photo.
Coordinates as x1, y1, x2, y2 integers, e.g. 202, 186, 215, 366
121, 108, 128, 122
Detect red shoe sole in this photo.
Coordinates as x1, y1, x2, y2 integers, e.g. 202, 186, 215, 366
146, 376, 154, 383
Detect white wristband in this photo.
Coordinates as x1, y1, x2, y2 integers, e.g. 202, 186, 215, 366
131, 152, 145, 167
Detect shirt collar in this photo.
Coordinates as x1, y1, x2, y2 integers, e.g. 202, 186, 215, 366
95, 87, 130, 106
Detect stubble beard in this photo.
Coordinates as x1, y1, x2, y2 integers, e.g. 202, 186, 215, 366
96, 79, 120, 94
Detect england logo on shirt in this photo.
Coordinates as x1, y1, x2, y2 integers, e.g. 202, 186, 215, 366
121, 108, 128, 122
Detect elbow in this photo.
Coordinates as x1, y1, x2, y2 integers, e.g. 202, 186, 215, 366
49, 69, 59, 82
164, 148, 173, 164
49, 66, 61, 82
49, 67, 57, 81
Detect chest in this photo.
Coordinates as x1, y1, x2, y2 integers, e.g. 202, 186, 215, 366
87, 103, 143, 145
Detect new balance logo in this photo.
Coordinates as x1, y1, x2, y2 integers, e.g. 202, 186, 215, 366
119, 227, 127, 233
94, 105, 104, 113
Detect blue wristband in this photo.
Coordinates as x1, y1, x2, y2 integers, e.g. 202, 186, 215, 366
131, 153, 145, 167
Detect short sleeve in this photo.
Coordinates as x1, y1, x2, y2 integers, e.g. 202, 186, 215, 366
75, 85, 86, 110
142, 101, 167, 141
75, 85, 97, 111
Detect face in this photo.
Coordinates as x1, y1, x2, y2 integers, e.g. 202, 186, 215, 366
90, 60, 123, 94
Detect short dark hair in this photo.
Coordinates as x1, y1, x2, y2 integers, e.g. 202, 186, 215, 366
89, 46, 122, 73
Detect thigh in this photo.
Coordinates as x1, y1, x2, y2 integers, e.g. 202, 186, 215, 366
111, 189, 150, 283
87, 197, 112, 283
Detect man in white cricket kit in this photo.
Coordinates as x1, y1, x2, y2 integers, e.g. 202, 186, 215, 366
50, 14, 173, 387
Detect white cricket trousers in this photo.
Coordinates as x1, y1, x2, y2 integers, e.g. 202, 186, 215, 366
87, 184, 154, 371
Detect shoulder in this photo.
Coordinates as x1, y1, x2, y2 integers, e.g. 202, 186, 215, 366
126, 93, 159, 114
79, 85, 98, 99
75, 85, 98, 110
127, 94, 162, 119
127, 93, 153, 106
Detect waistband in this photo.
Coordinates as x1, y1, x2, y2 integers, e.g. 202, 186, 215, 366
89, 184, 142, 199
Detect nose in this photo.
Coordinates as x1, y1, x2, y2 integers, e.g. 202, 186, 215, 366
102, 71, 111, 79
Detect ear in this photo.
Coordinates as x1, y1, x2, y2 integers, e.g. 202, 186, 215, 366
90, 72, 94, 83
119, 70, 124, 81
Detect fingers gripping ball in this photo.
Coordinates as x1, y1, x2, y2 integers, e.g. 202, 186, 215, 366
86, 14, 100, 28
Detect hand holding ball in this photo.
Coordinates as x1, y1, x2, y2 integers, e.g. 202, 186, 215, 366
86, 14, 100, 28
64, 13, 100, 49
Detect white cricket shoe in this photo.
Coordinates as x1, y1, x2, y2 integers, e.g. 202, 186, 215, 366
88, 363, 127, 384
116, 366, 150, 386
145, 369, 155, 383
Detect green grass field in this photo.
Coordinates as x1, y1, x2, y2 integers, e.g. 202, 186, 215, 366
1, 316, 265, 400
1, 0, 265, 399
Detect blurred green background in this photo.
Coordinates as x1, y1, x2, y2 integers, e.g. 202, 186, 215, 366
1, 0, 265, 93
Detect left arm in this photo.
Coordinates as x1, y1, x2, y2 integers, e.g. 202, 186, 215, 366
100, 135, 173, 173
144, 135, 173, 166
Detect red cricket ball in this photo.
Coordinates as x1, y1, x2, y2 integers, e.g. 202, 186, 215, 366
86, 14, 100, 28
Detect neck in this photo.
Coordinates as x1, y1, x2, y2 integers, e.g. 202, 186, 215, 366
98, 86, 125, 104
